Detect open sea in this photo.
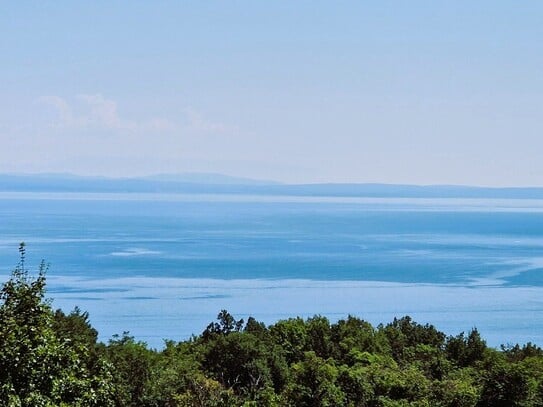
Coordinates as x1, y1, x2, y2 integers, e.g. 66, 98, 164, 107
1, 191, 543, 348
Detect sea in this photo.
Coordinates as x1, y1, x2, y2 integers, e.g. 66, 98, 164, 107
1, 191, 543, 348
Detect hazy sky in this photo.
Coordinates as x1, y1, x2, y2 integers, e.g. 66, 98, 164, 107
1, 2, 542, 186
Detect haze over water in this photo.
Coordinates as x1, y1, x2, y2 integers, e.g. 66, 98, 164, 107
1, 191, 543, 348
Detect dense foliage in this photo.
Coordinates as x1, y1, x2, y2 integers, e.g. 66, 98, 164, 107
2, 245, 543, 406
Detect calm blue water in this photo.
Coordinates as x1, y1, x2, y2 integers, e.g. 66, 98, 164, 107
1, 192, 543, 347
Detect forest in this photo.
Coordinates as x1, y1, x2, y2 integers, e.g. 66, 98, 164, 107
1, 245, 543, 406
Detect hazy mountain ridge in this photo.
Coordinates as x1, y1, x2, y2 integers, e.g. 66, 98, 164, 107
141, 172, 280, 185
2, 173, 543, 199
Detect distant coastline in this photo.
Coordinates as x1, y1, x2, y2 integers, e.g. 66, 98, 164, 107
3, 172, 543, 199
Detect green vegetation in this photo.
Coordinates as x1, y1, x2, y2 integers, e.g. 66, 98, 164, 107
2, 245, 543, 406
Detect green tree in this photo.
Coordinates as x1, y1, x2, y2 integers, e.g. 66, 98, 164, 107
53, 307, 98, 349
501, 342, 543, 363
306, 316, 333, 359
270, 317, 309, 364
105, 332, 156, 407
203, 310, 244, 339
0, 243, 114, 406
283, 351, 345, 407
202, 332, 275, 397
478, 364, 531, 406
445, 329, 486, 368
331, 316, 388, 364
430, 368, 479, 407
381, 316, 446, 362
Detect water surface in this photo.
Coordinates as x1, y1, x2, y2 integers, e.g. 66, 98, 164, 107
1, 192, 542, 347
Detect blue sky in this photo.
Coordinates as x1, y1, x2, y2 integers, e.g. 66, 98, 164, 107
1, 1, 542, 185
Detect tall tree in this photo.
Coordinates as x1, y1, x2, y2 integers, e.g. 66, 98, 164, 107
0, 243, 114, 406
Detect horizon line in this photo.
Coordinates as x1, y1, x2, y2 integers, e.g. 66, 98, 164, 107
3, 171, 543, 190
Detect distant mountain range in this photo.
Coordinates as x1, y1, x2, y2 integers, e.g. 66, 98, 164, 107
140, 172, 280, 185
2, 173, 543, 199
